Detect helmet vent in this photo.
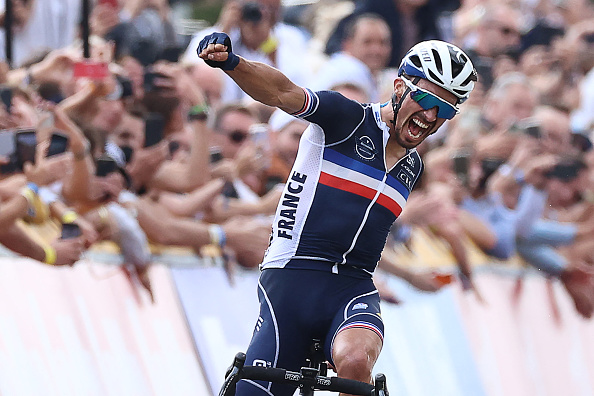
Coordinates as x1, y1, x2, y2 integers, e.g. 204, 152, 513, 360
451, 61, 464, 78
431, 49, 443, 74
410, 55, 422, 68
428, 69, 444, 84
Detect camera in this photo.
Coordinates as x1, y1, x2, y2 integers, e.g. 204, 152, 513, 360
241, 2, 263, 22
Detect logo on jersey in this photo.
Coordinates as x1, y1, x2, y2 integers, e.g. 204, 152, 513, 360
355, 136, 377, 161
397, 170, 414, 190
353, 302, 368, 310
255, 316, 264, 331
253, 359, 270, 367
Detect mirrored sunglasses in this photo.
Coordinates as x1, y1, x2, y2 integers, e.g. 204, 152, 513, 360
402, 78, 458, 120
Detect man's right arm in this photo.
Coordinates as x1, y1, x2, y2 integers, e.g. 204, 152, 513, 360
197, 33, 306, 114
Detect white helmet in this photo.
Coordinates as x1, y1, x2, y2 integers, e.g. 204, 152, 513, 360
398, 40, 477, 104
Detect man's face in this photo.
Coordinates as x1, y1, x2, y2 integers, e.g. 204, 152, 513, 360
391, 78, 458, 149
483, 18, 521, 57
344, 19, 391, 74
215, 110, 257, 159
487, 83, 537, 128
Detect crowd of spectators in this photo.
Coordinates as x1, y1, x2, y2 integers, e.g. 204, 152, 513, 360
0, 0, 593, 317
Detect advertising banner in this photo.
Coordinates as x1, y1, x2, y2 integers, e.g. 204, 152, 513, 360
0, 257, 209, 396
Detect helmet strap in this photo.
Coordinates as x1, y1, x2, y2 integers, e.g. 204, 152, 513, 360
390, 76, 420, 126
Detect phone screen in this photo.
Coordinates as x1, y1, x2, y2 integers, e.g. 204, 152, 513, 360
61, 223, 82, 239
48, 133, 69, 157
144, 113, 165, 147
0, 86, 12, 113
15, 129, 37, 169
73, 61, 109, 80
95, 156, 118, 177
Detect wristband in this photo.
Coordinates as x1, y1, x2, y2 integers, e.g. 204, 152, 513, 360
208, 224, 227, 247
198, 33, 240, 71
61, 210, 78, 224
43, 245, 57, 265
188, 103, 209, 122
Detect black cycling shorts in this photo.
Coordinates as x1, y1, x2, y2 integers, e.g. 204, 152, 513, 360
235, 268, 383, 396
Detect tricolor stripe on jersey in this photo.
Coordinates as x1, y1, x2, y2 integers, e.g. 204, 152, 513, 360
319, 148, 408, 217
291, 88, 319, 118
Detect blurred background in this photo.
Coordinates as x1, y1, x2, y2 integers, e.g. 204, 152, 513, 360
0, 0, 594, 395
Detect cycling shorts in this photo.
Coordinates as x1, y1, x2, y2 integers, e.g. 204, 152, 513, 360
235, 268, 383, 396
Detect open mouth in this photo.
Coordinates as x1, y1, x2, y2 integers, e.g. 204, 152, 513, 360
407, 117, 431, 139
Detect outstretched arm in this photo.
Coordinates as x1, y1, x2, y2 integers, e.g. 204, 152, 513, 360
196, 33, 305, 114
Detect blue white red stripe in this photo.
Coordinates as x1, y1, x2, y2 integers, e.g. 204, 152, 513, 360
319, 149, 407, 216
338, 321, 384, 341
291, 88, 318, 118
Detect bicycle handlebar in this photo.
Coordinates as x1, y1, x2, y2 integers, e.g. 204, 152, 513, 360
242, 365, 375, 395
219, 352, 388, 396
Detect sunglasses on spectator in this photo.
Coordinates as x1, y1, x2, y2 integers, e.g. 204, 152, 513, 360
225, 130, 249, 143
401, 78, 459, 120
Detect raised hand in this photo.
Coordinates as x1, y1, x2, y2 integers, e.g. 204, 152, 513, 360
197, 33, 240, 71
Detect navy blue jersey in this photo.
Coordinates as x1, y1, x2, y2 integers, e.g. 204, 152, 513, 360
262, 89, 423, 276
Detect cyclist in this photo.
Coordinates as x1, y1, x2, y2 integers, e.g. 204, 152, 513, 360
197, 34, 477, 396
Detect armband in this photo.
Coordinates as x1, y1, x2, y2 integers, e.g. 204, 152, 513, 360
61, 210, 78, 224
43, 245, 57, 265
208, 224, 227, 247
188, 104, 209, 122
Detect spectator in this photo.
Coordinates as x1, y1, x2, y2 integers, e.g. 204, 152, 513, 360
310, 13, 391, 102
183, 0, 310, 104
325, 0, 442, 68
455, 2, 523, 90
0, 0, 82, 67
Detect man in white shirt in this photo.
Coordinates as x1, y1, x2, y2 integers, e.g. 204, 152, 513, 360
309, 13, 391, 102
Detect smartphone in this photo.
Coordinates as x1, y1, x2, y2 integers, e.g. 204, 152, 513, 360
144, 112, 165, 147
73, 61, 109, 80
98, 0, 118, 8
0, 86, 12, 113
0, 130, 17, 173
15, 128, 37, 168
0, 130, 15, 157
61, 222, 82, 239
47, 132, 69, 157
95, 155, 118, 177
452, 151, 470, 186
209, 147, 224, 164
